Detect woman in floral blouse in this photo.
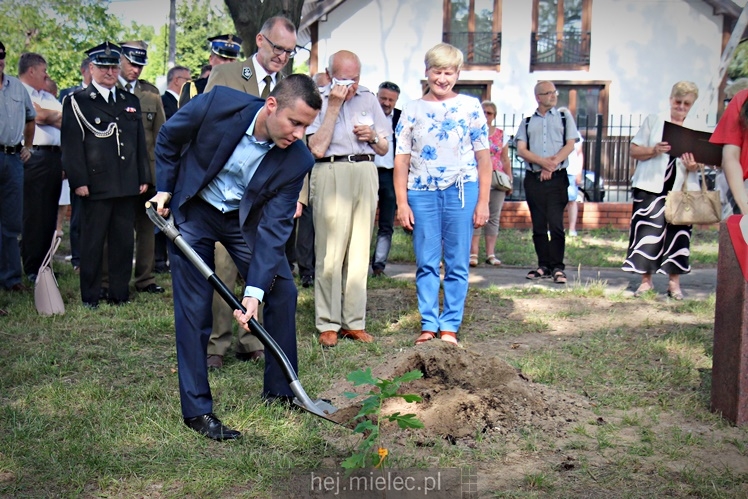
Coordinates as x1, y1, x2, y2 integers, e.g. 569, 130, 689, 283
394, 42, 491, 345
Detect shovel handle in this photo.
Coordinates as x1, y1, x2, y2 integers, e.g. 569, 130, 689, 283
144, 201, 300, 385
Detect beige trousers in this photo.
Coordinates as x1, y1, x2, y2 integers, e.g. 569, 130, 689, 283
207, 242, 263, 355
311, 160, 378, 332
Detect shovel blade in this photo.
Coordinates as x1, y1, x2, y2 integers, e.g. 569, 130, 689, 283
293, 397, 342, 424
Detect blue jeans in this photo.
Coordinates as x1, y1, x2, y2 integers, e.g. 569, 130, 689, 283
409, 182, 477, 334
0, 152, 23, 288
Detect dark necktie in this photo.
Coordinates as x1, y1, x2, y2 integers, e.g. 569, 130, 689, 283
261, 75, 272, 99
125, 82, 133, 93
108, 92, 115, 106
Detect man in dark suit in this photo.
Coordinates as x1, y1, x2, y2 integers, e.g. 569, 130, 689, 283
371, 81, 402, 277
178, 34, 241, 108
161, 65, 189, 120
149, 74, 321, 441
61, 42, 150, 308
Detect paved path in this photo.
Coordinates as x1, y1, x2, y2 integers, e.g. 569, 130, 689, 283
383, 263, 718, 301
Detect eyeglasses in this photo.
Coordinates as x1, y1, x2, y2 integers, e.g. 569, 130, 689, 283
537, 90, 559, 97
261, 34, 297, 58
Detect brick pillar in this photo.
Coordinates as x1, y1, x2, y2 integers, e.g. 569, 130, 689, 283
711, 221, 748, 425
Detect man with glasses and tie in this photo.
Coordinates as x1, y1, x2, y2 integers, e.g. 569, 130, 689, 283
61, 42, 150, 308
515, 80, 579, 285
200, 16, 299, 369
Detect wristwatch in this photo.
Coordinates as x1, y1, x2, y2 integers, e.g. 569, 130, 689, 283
369, 134, 379, 145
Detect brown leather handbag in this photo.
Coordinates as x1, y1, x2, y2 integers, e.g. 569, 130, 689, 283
664, 165, 721, 225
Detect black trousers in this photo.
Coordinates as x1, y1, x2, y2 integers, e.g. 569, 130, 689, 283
372, 167, 396, 271
295, 202, 315, 278
524, 169, 569, 272
22, 149, 62, 277
79, 196, 137, 303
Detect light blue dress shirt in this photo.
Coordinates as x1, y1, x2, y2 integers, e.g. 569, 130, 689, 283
199, 114, 274, 302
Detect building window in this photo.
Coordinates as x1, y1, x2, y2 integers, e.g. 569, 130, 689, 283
443, 0, 502, 67
555, 81, 608, 131
531, 0, 592, 71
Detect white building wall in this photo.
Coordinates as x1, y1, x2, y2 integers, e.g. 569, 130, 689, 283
314, 0, 723, 123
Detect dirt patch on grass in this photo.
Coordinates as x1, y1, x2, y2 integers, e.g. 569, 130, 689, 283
321, 340, 594, 440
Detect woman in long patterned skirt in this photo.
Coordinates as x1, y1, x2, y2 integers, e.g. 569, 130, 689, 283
622, 81, 703, 300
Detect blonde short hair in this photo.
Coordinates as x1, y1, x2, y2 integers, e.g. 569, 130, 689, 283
481, 100, 497, 115
671, 81, 699, 100
424, 43, 463, 71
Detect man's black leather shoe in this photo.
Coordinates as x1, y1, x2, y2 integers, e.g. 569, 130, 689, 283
138, 283, 165, 294
301, 275, 313, 288
184, 413, 241, 441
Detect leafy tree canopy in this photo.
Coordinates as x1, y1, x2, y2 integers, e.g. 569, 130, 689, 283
728, 40, 748, 81
0, 0, 143, 89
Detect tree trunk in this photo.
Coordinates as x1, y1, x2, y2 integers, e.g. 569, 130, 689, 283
223, 0, 304, 74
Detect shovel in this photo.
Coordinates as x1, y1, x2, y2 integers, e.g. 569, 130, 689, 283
145, 202, 342, 425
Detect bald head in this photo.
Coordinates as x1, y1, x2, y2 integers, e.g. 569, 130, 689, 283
326, 51, 361, 102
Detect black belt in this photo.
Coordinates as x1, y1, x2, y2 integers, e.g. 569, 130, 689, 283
526, 168, 567, 177
0, 143, 22, 155
316, 154, 374, 163
32, 145, 61, 152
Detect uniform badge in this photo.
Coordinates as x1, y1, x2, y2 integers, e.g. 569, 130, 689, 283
242, 67, 253, 80
90, 92, 97, 99
125, 107, 136, 113
95, 117, 101, 124
147, 113, 153, 121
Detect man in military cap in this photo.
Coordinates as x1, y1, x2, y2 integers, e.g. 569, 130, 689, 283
60, 41, 150, 308
202, 16, 298, 369
113, 40, 166, 295
178, 34, 241, 108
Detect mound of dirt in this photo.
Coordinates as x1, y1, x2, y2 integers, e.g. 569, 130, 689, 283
321, 341, 595, 441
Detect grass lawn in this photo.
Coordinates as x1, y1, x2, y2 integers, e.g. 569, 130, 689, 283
1, 225, 741, 498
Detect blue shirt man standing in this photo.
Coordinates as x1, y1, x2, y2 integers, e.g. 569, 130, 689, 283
0, 40, 36, 310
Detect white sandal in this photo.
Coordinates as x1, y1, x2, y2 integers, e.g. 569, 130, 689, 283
469, 254, 478, 267
485, 255, 501, 266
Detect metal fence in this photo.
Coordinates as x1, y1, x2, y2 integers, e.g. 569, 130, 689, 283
497, 113, 718, 203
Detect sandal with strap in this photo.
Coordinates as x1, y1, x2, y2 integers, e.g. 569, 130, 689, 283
469, 254, 478, 267
526, 268, 549, 280
440, 331, 459, 344
415, 331, 436, 345
553, 270, 567, 284
485, 255, 501, 266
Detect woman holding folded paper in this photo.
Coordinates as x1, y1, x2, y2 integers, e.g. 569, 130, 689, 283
622, 81, 702, 300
